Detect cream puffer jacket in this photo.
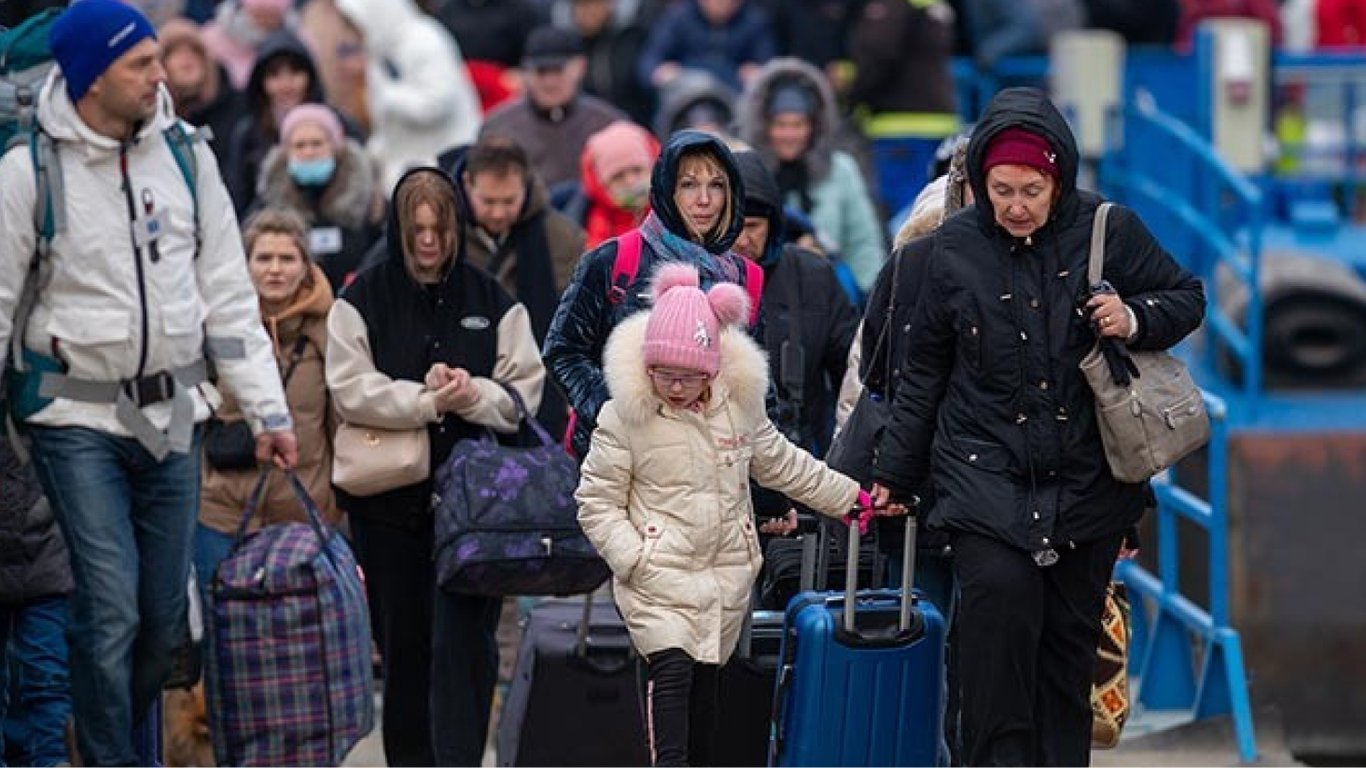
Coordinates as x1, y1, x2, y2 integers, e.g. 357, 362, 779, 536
577, 313, 860, 665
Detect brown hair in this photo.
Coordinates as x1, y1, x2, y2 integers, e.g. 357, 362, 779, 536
464, 135, 531, 180
674, 147, 733, 243
242, 208, 311, 262
394, 169, 460, 268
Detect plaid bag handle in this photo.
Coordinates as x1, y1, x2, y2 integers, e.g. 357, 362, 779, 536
233, 468, 331, 548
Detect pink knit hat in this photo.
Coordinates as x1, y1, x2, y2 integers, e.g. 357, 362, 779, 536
643, 264, 750, 377
241, 0, 292, 13
587, 121, 657, 184
279, 104, 344, 149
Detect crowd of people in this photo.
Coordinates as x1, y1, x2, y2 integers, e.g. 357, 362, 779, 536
0, 0, 1240, 765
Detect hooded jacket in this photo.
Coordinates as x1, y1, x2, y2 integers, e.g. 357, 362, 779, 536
735, 151, 857, 455
334, 0, 482, 191
871, 88, 1205, 551
577, 310, 858, 664
651, 71, 739, 139
0, 442, 71, 602
738, 58, 886, 292
201, 264, 340, 534
543, 131, 756, 458
0, 73, 289, 440
575, 128, 659, 250
256, 138, 386, 291
225, 30, 326, 213
325, 168, 545, 527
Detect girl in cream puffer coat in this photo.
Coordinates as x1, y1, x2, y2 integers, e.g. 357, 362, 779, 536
576, 264, 868, 766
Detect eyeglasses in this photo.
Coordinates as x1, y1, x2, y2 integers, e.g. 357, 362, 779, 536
648, 369, 710, 387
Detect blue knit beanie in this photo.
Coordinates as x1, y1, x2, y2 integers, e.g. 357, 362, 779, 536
50, 0, 158, 103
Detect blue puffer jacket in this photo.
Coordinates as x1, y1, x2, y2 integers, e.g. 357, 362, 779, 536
637, 0, 777, 91
543, 131, 759, 458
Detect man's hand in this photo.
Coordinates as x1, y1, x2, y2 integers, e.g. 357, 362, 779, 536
759, 509, 799, 536
255, 429, 299, 470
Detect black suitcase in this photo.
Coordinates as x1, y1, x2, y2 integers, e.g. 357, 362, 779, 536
496, 595, 649, 766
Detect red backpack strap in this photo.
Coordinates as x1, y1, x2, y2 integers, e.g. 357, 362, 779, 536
607, 229, 644, 305
742, 257, 764, 327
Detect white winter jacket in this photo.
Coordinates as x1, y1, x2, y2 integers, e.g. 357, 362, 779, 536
576, 313, 860, 665
0, 71, 289, 439
335, 0, 482, 191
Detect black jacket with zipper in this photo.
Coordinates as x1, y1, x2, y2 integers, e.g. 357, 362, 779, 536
870, 88, 1205, 551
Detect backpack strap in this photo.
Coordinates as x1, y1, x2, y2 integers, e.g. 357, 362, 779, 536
162, 121, 203, 257
742, 256, 764, 328
607, 228, 643, 305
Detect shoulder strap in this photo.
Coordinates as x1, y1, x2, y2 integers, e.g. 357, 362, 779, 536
30, 130, 61, 245
742, 257, 764, 328
162, 121, 203, 256
861, 244, 904, 393
280, 334, 310, 387
607, 228, 644, 305
1087, 203, 1114, 286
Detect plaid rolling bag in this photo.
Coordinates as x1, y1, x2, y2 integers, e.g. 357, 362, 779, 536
206, 471, 374, 766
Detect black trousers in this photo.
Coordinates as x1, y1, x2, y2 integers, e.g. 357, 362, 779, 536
951, 531, 1122, 767
643, 648, 719, 767
350, 514, 502, 767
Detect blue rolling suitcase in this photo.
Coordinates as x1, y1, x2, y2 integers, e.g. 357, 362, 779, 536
770, 514, 946, 767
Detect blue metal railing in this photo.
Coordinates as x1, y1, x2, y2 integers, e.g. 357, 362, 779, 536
1098, 93, 1265, 402
1116, 392, 1257, 762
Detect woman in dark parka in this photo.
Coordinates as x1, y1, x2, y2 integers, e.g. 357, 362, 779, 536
870, 88, 1205, 767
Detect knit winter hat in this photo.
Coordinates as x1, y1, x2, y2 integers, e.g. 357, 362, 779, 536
50, 0, 158, 103
643, 264, 750, 377
587, 121, 656, 184
279, 103, 344, 149
982, 126, 1059, 179
242, 0, 293, 13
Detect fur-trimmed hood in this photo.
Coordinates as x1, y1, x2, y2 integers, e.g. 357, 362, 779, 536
601, 312, 769, 427
737, 57, 841, 183
258, 139, 384, 230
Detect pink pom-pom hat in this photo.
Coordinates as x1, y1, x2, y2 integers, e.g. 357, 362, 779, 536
644, 263, 750, 377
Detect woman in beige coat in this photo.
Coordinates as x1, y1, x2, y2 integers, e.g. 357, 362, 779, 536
576, 263, 880, 767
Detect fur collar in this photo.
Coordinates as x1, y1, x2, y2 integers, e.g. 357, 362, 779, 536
602, 313, 770, 427
258, 140, 382, 230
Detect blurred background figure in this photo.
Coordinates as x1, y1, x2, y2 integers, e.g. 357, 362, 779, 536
202, 0, 297, 90
124, 0, 188, 28
552, 0, 655, 125
1175, 0, 1282, 49
653, 69, 739, 139
427, 0, 544, 114
965, 0, 1084, 70
739, 57, 886, 295
755, 0, 857, 84
638, 0, 777, 93
336, 0, 483, 190
481, 26, 627, 189
225, 30, 331, 213
554, 120, 660, 248
255, 103, 386, 291
847, 0, 960, 217
297, 0, 373, 133
159, 17, 244, 168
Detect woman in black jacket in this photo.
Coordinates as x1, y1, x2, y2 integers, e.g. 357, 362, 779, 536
325, 168, 545, 766
543, 130, 761, 459
870, 88, 1205, 767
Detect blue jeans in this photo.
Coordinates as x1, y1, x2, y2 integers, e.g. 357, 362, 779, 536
28, 426, 201, 766
192, 524, 235, 609
0, 596, 72, 767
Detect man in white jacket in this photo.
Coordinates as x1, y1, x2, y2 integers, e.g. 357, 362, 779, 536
0, 3, 296, 763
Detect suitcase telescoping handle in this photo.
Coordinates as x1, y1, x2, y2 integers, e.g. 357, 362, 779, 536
842, 502, 918, 636
573, 591, 635, 675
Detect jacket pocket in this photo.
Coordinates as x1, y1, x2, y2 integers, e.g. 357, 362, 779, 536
161, 297, 205, 338
949, 435, 1013, 473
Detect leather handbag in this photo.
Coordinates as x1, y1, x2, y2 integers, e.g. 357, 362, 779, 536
825, 243, 902, 485
332, 421, 430, 496
432, 383, 609, 597
1079, 203, 1210, 483
1091, 581, 1131, 748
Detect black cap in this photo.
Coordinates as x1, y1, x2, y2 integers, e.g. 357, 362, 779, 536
523, 26, 584, 68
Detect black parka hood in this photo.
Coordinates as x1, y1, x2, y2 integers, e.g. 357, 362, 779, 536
246, 30, 324, 119
649, 130, 747, 255
966, 87, 1081, 235
382, 166, 469, 273
734, 150, 785, 266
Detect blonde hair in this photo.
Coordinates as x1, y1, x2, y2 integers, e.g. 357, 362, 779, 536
394, 170, 460, 268
674, 148, 734, 244
243, 208, 311, 263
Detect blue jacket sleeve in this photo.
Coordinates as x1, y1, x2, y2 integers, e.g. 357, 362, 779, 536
542, 242, 618, 431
